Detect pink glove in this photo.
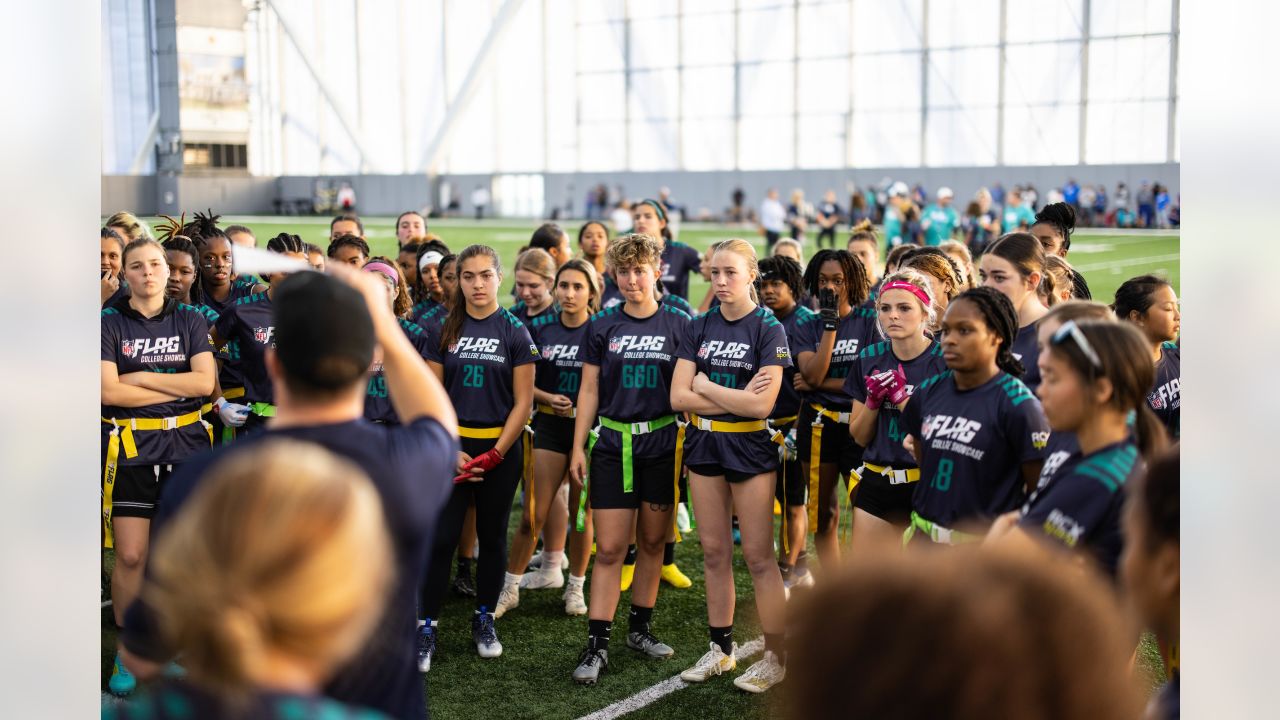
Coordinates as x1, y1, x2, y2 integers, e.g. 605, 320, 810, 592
454, 448, 504, 483
864, 371, 891, 410
884, 364, 909, 406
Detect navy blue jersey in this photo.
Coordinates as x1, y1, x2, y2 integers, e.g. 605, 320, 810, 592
125, 417, 457, 720
529, 312, 590, 405
1028, 430, 1081, 500
1019, 440, 1141, 575
660, 240, 702, 300
407, 298, 440, 326
844, 340, 948, 468
601, 275, 624, 309
101, 297, 216, 464
213, 291, 276, 405
601, 283, 695, 315
583, 303, 692, 456
194, 278, 258, 317
102, 282, 129, 309
792, 305, 880, 409
861, 278, 883, 310
1149, 341, 1180, 438
902, 370, 1051, 526
363, 319, 434, 424
770, 304, 818, 419
510, 300, 557, 327
414, 303, 447, 333
424, 308, 538, 427
1010, 322, 1042, 393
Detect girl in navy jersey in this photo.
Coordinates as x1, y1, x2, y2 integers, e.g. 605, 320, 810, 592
101, 239, 217, 695
511, 248, 558, 325
500, 260, 601, 617
845, 269, 948, 547
1113, 275, 1181, 439
900, 249, 963, 331
987, 320, 1168, 575
632, 198, 701, 301
846, 220, 882, 307
792, 249, 875, 567
210, 234, 309, 436
569, 233, 692, 685
418, 245, 536, 668
979, 233, 1053, 393
102, 227, 128, 307
361, 258, 434, 424
671, 239, 792, 694
579, 220, 610, 277
901, 287, 1050, 545
408, 239, 451, 321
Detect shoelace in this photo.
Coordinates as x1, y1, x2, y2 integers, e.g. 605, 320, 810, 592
475, 614, 497, 644
633, 631, 662, 650
417, 627, 435, 651
578, 648, 605, 668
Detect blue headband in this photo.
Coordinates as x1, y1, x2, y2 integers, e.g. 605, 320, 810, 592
640, 199, 666, 223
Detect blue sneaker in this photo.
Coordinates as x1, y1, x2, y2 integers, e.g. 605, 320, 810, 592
108, 654, 136, 696
417, 623, 436, 673
472, 608, 502, 658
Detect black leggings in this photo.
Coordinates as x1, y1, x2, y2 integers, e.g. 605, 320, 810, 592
421, 434, 524, 618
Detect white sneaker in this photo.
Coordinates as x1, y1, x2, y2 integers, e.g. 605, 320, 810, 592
495, 582, 519, 618
733, 651, 786, 693
521, 565, 565, 590
676, 503, 692, 533
528, 550, 570, 572
563, 583, 587, 616
680, 642, 737, 683
473, 611, 503, 658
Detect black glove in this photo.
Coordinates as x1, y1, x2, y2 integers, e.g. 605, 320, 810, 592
819, 288, 839, 331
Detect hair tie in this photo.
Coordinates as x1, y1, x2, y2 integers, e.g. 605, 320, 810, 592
418, 251, 444, 271
879, 280, 932, 307
363, 261, 399, 285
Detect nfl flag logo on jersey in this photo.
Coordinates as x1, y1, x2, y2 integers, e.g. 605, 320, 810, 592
1148, 391, 1165, 410
121, 340, 136, 358
608, 337, 622, 353
254, 327, 269, 343
697, 342, 710, 359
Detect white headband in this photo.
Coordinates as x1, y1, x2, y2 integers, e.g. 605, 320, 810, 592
418, 251, 444, 271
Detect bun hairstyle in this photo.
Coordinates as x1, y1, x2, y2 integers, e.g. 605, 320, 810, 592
1040, 255, 1075, 307
146, 441, 392, 697
556, 258, 603, 313
984, 232, 1054, 303
711, 237, 761, 303
952, 286, 1024, 377
1033, 202, 1077, 252
875, 268, 937, 338
440, 244, 503, 352
847, 219, 879, 248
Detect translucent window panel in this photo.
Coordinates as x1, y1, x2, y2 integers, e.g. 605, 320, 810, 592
577, 0, 624, 25
740, 0, 791, 9
739, 62, 794, 117
797, 114, 847, 169
798, 59, 850, 115
546, 0, 579, 172
740, 116, 795, 170
738, 6, 795, 63
682, 0, 735, 16
852, 0, 923, 53
1090, 0, 1172, 36
681, 14, 735, 66
1004, 42, 1082, 107
927, 48, 999, 109
925, 107, 998, 166
681, 118, 735, 171
444, 0, 491, 91
1005, 0, 1084, 43
1088, 37, 1171, 102
1085, 100, 1168, 163
579, 121, 626, 171
682, 66, 735, 118
629, 120, 679, 171
629, 69, 679, 121
928, 0, 999, 49
852, 53, 922, 112
629, 17, 678, 69
579, 73, 626, 123
577, 21, 626, 73
1003, 103, 1081, 165
446, 83, 496, 173
797, 2, 850, 59
628, 0, 678, 20
851, 110, 921, 167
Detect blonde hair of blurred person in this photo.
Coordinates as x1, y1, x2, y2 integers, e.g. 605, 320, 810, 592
141, 440, 393, 713
772, 237, 804, 266
106, 211, 152, 242
939, 239, 977, 289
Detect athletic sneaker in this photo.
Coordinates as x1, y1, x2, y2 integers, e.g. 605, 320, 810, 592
676, 503, 692, 533
495, 583, 520, 618
619, 562, 635, 591
521, 565, 565, 590
473, 610, 503, 658
416, 624, 437, 673
733, 651, 786, 693
782, 567, 814, 600
680, 642, 737, 683
572, 647, 608, 685
528, 550, 570, 572
452, 570, 477, 598
563, 583, 588, 616
626, 631, 675, 658
660, 563, 692, 589
107, 653, 136, 696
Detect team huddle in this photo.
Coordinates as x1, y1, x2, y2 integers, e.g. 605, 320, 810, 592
99, 199, 1181, 713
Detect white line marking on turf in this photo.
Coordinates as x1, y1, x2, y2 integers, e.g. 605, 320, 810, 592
574, 637, 765, 720
1073, 253, 1180, 273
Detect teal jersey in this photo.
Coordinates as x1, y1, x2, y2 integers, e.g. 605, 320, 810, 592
883, 211, 903, 245
1001, 204, 1036, 233
922, 204, 959, 246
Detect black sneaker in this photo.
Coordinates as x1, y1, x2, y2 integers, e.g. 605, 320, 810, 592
573, 647, 609, 684
626, 630, 675, 658
452, 571, 477, 598
416, 624, 436, 673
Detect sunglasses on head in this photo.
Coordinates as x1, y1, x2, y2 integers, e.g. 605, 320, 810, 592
1050, 320, 1102, 370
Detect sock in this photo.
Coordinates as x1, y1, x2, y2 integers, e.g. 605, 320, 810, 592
504, 571, 522, 588
778, 561, 793, 580
541, 550, 564, 572
417, 618, 426, 628
628, 604, 654, 634
568, 574, 585, 588
709, 625, 734, 656
588, 618, 612, 651
624, 544, 638, 566
662, 542, 675, 566
764, 633, 787, 665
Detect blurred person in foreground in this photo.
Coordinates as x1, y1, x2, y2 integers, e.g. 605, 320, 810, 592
120, 265, 459, 720
106, 441, 394, 719
787, 546, 1144, 720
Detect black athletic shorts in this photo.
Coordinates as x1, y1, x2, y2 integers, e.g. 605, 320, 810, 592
851, 466, 915, 524
107, 463, 175, 519
687, 462, 761, 484
589, 449, 676, 509
774, 456, 805, 506
795, 403, 863, 471
532, 413, 576, 455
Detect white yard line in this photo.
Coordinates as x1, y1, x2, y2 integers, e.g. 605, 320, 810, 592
574, 637, 765, 720
1073, 253, 1181, 273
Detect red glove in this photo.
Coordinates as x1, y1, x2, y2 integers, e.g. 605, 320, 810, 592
864, 371, 892, 410
884, 364, 909, 406
454, 448, 505, 483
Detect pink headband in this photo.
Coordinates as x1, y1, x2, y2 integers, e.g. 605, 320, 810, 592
363, 261, 399, 285
879, 280, 932, 307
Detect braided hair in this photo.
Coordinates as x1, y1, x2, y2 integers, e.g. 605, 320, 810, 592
803, 249, 870, 308
952, 286, 1024, 377
1033, 202, 1076, 252
327, 233, 370, 262
162, 236, 203, 303
185, 209, 227, 248
267, 232, 306, 255
757, 255, 803, 304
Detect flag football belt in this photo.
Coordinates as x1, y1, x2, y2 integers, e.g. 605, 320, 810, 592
459, 424, 536, 531
576, 414, 685, 532
101, 410, 213, 549
768, 415, 798, 555
688, 414, 767, 433
901, 511, 978, 546
536, 402, 576, 418
806, 403, 852, 529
